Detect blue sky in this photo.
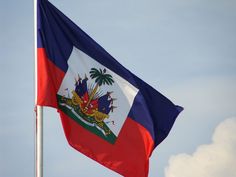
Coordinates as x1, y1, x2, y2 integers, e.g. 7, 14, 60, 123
0, 0, 236, 177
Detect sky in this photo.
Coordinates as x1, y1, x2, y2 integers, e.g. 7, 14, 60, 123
0, 0, 236, 177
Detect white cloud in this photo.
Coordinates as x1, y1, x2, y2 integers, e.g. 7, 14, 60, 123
165, 117, 236, 177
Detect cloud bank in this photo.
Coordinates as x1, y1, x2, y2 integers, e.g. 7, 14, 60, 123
165, 117, 236, 177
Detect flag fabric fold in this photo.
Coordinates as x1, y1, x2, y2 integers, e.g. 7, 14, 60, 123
37, 1, 183, 176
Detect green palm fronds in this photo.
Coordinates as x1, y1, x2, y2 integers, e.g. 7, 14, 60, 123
89, 68, 114, 86
85, 68, 114, 108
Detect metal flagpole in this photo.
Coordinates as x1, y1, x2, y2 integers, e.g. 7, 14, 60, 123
34, 0, 43, 177
36, 106, 43, 177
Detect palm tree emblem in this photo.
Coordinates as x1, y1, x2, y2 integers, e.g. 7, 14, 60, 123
59, 67, 117, 140
86, 68, 114, 107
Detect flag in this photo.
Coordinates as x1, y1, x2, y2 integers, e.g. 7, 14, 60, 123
36, 0, 183, 176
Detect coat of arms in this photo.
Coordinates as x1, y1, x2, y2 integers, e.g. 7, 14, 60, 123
57, 68, 117, 143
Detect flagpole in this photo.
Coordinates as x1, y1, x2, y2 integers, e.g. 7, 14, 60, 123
36, 106, 43, 177
34, 0, 43, 177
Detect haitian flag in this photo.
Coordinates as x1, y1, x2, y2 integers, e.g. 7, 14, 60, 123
36, 0, 183, 176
